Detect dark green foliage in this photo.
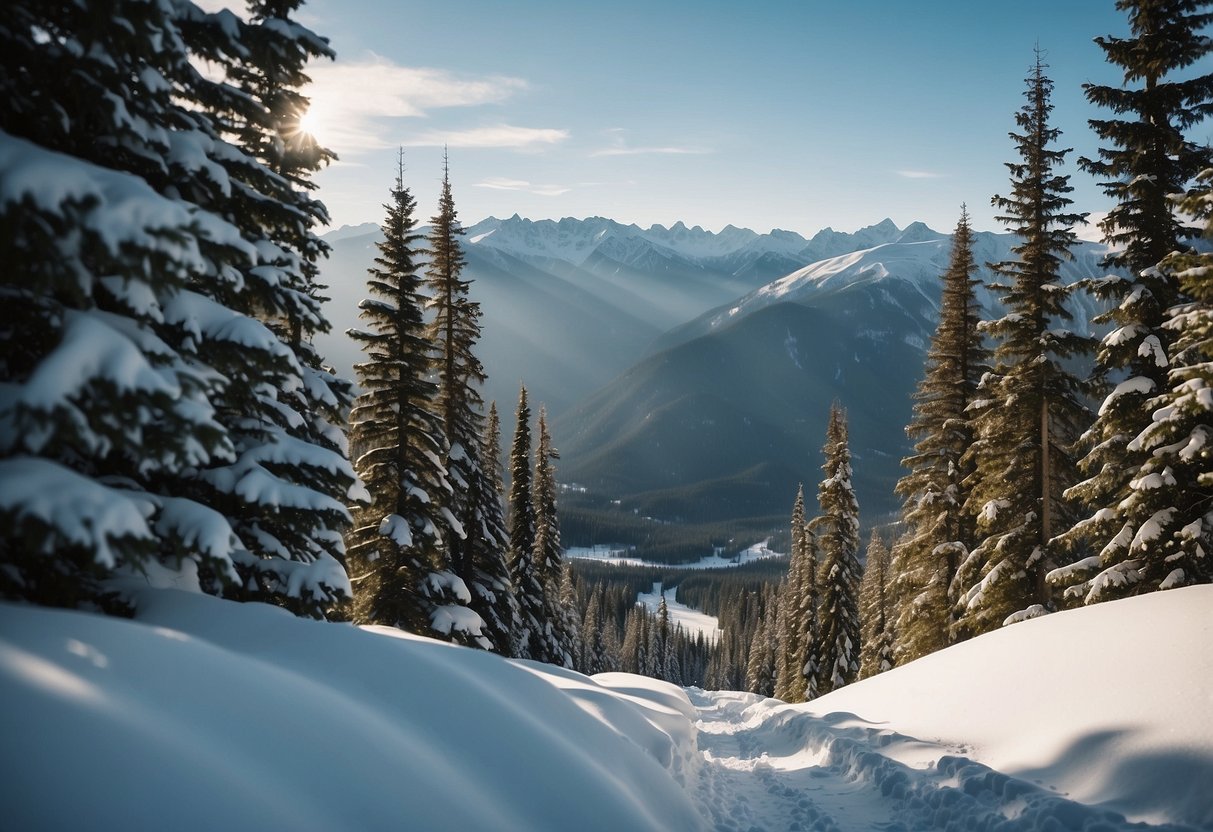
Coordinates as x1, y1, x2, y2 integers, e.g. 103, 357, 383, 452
956, 54, 1094, 636
814, 403, 862, 693
859, 531, 895, 679
893, 207, 988, 660
1056, 0, 1213, 604
425, 157, 515, 652
533, 407, 571, 665
0, 0, 353, 617
507, 386, 546, 658
346, 155, 457, 634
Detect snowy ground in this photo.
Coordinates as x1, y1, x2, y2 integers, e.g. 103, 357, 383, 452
637, 583, 722, 641
566, 539, 785, 570
2, 585, 1209, 831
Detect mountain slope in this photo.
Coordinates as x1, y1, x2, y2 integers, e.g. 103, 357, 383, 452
560, 224, 1111, 527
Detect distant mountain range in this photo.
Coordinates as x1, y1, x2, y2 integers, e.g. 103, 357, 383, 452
315, 216, 1112, 533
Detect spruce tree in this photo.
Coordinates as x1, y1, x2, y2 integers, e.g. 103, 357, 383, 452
955, 53, 1094, 637
346, 154, 475, 638
893, 207, 988, 660
777, 485, 814, 702
558, 562, 585, 668
859, 531, 895, 679
507, 385, 546, 659
745, 611, 775, 697
0, 0, 354, 616
424, 155, 514, 651
533, 407, 570, 665
814, 402, 862, 694
1100, 170, 1213, 594
1055, 1, 1213, 603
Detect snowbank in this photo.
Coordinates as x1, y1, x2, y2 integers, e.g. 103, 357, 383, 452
783, 585, 1213, 829
0, 591, 706, 831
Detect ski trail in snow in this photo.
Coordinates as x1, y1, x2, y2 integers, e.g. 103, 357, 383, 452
689, 689, 897, 832
684, 689, 1181, 832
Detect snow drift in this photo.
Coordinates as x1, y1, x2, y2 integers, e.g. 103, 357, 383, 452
1, 585, 1209, 830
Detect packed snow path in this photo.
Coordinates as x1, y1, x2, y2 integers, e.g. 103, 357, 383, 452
684, 689, 1198, 832
690, 690, 897, 832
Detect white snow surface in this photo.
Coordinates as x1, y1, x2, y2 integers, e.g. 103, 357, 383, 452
2, 586, 1209, 830
637, 584, 722, 642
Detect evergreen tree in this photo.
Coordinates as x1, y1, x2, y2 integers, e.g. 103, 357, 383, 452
580, 587, 607, 674
346, 154, 475, 638
533, 407, 570, 665
776, 486, 813, 702
654, 594, 672, 681
893, 207, 988, 660
0, 0, 354, 616
1056, 1, 1213, 603
483, 402, 504, 498
859, 532, 895, 679
955, 53, 1094, 637
773, 580, 795, 700
799, 523, 822, 702
814, 402, 862, 694
1090, 170, 1213, 596
424, 154, 514, 651
558, 562, 585, 669
745, 612, 775, 697
507, 385, 546, 659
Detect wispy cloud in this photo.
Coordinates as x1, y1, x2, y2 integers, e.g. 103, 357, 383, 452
896, 169, 947, 179
302, 57, 528, 153
474, 177, 570, 196
405, 125, 569, 150
591, 128, 709, 158
591, 146, 709, 157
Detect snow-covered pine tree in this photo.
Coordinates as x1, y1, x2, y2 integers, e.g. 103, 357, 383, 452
0, 0, 354, 616
533, 407, 570, 666
814, 402, 862, 694
1054, 0, 1213, 603
558, 562, 584, 667
621, 605, 644, 674
483, 401, 504, 497
424, 154, 514, 651
892, 207, 988, 659
776, 485, 813, 702
346, 154, 476, 640
654, 594, 673, 681
1098, 169, 1213, 595
955, 53, 1094, 637
507, 385, 547, 659
201, 0, 358, 618
773, 579, 795, 700
859, 531, 895, 679
580, 586, 607, 674
745, 611, 774, 696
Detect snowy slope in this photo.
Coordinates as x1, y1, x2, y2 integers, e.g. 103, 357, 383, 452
0, 591, 706, 832
705, 228, 1109, 340
691, 585, 1212, 831
3, 585, 1207, 831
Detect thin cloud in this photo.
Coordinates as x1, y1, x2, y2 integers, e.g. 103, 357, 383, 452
591, 146, 709, 158
302, 57, 528, 153
896, 169, 947, 179
406, 125, 570, 150
474, 177, 571, 197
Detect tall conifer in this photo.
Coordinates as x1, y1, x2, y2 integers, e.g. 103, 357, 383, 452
955, 53, 1094, 636
893, 207, 987, 659
1055, 0, 1213, 603
508, 385, 546, 659
346, 154, 472, 638
814, 402, 862, 693
425, 154, 513, 651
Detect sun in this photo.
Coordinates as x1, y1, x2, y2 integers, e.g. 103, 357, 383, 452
298, 107, 319, 137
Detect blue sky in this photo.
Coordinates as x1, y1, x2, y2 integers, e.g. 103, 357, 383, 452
266, 0, 1198, 237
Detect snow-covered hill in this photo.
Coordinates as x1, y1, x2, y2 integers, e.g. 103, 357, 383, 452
3, 585, 1209, 830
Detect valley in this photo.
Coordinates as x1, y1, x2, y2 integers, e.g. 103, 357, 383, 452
317, 215, 1112, 552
